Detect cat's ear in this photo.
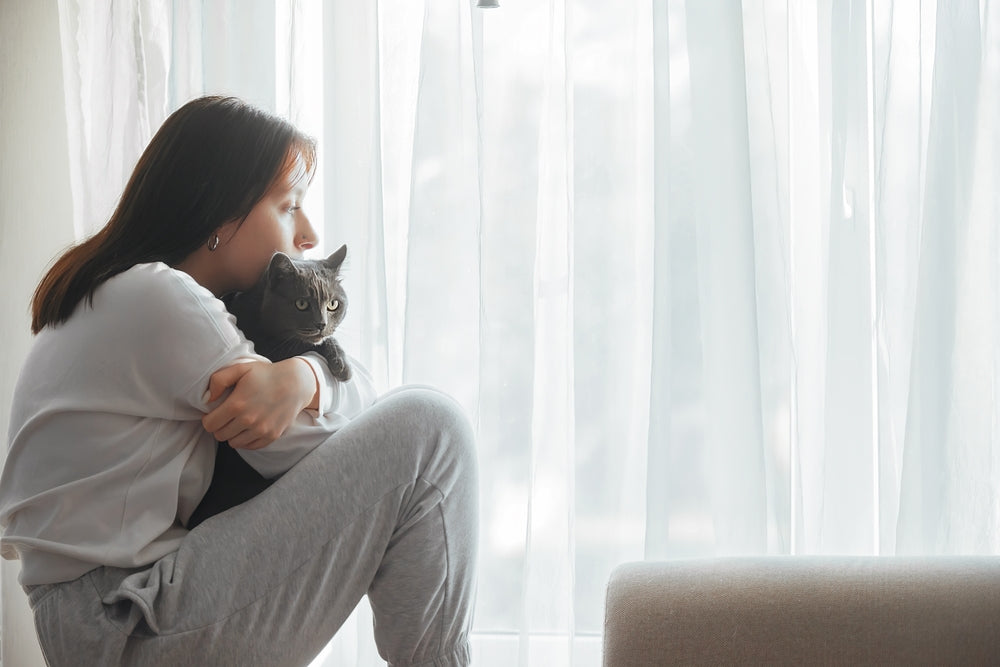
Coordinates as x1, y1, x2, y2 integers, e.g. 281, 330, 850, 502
325, 244, 348, 271
266, 252, 296, 284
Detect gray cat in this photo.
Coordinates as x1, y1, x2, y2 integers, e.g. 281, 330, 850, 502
188, 246, 353, 529
225, 244, 351, 382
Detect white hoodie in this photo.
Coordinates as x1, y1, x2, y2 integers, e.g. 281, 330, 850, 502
0, 262, 377, 586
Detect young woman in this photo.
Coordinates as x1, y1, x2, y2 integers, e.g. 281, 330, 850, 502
0, 96, 478, 666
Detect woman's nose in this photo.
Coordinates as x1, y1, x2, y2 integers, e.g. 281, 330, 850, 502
296, 213, 319, 251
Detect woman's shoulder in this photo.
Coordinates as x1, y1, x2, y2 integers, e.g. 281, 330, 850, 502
94, 263, 241, 344
99, 262, 217, 312
105, 262, 208, 300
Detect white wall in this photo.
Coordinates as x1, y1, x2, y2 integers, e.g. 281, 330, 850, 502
0, 0, 76, 664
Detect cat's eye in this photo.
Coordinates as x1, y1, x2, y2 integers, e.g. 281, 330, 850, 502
294, 298, 310, 311
327, 300, 340, 312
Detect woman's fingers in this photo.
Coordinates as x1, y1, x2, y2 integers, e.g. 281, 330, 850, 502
201, 359, 312, 448
204, 362, 253, 404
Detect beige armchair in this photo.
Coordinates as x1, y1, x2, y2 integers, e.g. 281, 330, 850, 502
603, 556, 1000, 665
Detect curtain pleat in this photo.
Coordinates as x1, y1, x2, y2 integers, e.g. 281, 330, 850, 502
168, 0, 204, 104
402, 0, 482, 403
685, 0, 769, 554
741, 0, 795, 554
870, 0, 926, 554
898, 0, 989, 553
57, 0, 169, 239
521, 0, 574, 660
644, 0, 674, 562
814, 0, 878, 554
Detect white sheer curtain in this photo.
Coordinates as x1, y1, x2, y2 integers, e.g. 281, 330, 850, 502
36, 0, 1000, 666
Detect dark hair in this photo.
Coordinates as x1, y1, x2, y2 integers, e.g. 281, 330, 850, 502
31, 95, 316, 333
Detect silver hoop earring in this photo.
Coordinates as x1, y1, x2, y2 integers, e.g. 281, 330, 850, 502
207, 234, 220, 251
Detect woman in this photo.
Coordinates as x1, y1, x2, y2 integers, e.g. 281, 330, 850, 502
0, 96, 478, 666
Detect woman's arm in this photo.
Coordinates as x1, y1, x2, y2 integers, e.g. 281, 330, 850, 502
201, 349, 379, 451
201, 357, 318, 450
223, 351, 379, 478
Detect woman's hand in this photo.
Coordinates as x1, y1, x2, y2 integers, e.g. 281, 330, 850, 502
202, 358, 319, 449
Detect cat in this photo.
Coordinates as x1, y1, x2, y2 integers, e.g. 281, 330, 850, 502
224, 244, 352, 381
187, 244, 351, 529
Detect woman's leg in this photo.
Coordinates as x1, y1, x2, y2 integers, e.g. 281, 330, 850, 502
35, 387, 478, 666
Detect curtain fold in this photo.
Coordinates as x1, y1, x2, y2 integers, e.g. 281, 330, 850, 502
687, 0, 769, 554
869, 0, 929, 553
644, 0, 673, 563
57, 0, 171, 239
898, 0, 996, 554
31, 1, 1000, 666
521, 0, 574, 661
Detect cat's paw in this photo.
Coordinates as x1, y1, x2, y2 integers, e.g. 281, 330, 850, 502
331, 357, 352, 382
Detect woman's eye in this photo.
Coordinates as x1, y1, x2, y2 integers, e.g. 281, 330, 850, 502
327, 300, 340, 312
286, 205, 300, 215
294, 298, 309, 311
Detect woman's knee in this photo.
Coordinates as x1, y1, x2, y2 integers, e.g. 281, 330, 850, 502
377, 386, 477, 476
378, 386, 472, 436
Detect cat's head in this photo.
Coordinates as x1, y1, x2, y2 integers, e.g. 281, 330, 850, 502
258, 244, 349, 343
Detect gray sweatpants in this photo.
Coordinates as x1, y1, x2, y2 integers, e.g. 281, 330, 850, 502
26, 387, 479, 667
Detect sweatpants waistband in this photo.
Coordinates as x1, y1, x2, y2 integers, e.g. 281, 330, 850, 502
25, 582, 59, 609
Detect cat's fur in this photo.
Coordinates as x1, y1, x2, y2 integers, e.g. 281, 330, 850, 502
186, 245, 351, 530
225, 244, 351, 381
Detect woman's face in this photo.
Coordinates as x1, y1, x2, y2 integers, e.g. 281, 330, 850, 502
216, 156, 319, 292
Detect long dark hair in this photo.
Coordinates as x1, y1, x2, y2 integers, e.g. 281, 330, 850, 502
31, 95, 316, 333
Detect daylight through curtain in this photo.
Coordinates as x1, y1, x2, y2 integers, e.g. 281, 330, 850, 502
38, 1, 1000, 666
